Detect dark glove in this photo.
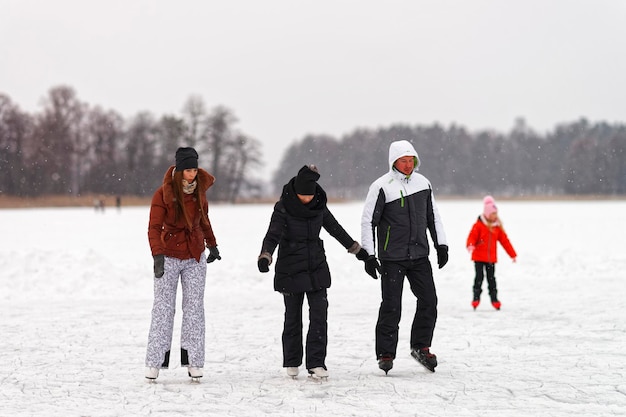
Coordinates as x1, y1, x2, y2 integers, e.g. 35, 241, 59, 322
206, 246, 221, 263
355, 248, 369, 261
153, 254, 164, 278
258, 258, 270, 273
364, 255, 381, 279
436, 245, 449, 269
257, 252, 272, 273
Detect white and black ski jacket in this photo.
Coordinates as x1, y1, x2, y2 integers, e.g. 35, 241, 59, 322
361, 141, 447, 262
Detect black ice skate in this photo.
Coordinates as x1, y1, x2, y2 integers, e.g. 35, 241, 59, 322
378, 355, 394, 375
411, 348, 437, 372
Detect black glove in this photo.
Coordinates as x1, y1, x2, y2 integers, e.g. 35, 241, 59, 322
436, 245, 448, 269
207, 246, 221, 263
364, 255, 381, 279
258, 257, 270, 273
355, 248, 369, 261
153, 254, 164, 278
258, 252, 272, 273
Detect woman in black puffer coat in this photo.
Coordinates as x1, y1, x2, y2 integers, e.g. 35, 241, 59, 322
258, 165, 369, 379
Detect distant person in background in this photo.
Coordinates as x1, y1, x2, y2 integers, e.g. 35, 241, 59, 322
466, 195, 517, 311
116, 195, 121, 212
94, 197, 105, 213
257, 164, 370, 380
361, 140, 448, 374
145, 147, 221, 382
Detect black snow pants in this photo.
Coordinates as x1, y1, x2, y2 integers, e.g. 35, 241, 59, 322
375, 258, 437, 359
282, 288, 328, 370
473, 261, 498, 301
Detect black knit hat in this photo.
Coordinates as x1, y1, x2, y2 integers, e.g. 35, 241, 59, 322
294, 165, 320, 195
175, 147, 199, 171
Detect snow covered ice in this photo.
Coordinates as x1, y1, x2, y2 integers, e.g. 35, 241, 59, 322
1, 200, 625, 416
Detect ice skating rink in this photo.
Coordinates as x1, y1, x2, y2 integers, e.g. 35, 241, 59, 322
1, 200, 624, 416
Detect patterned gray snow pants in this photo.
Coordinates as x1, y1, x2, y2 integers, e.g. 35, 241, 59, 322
145, 253, 207, 368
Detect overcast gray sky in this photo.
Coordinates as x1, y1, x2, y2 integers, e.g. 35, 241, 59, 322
2, 0, 626, 176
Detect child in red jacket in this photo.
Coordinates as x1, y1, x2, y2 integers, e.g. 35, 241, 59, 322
466, 196, 517, 310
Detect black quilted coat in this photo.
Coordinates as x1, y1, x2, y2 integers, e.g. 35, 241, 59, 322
260, 177, 357, 293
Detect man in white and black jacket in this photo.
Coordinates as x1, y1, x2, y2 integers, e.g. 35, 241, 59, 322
360, 140, 449, 374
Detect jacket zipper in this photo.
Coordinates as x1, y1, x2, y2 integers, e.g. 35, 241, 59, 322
384, 225, 391, 251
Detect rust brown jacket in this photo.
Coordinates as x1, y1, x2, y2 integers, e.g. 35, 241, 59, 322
148, 166, 217, 261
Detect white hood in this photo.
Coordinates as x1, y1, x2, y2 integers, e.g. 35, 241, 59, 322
388, 140, 420, 172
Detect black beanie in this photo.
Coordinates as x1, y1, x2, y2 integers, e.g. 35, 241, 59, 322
294, 165, 320, 195
175, 147, 199, 171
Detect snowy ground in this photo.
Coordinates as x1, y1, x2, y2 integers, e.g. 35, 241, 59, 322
1, 199, 625, 416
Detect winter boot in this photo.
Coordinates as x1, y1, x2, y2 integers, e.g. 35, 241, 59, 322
411, 348, 438, 372
378, 355, 394, 375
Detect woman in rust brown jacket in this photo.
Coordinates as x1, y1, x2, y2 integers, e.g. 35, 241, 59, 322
145, 147, 220, 382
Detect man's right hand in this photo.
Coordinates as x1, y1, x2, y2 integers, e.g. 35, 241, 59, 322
364, 255, 381, 279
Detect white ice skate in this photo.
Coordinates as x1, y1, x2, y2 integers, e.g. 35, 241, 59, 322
145, 367, 159, 381
307, 367, 329, 380
188, 366, 203, 382
285, 367, 299, 378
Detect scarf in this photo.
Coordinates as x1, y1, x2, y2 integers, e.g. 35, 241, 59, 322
182, 179, 197, 195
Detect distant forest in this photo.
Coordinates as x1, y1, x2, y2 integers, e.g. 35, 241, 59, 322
272, 118, 626, 199
2, 85, 625, 202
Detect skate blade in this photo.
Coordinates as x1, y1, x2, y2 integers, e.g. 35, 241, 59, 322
411, 353, 436, 373
379, 366, 392, 375
415, 359, 436, 373
190, 377, 201, 383
307, 375, 328, 382
378, 364, 393, 375
421, 364, 436, 372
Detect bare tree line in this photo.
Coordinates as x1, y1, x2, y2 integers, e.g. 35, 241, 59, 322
2, 85, 625, 202
271, 118, 626, 198
0, 86, 264, 202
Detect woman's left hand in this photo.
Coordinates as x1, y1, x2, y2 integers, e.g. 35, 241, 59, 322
207, 246, 221, 263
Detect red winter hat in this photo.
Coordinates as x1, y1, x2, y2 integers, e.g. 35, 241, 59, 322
483, 195, 497, 217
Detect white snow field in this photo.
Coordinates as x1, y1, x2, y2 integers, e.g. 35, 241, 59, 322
1, 199, 625, 416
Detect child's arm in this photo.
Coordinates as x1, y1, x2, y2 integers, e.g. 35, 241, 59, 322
498, 229, 517, 261
466, 223, 479, 253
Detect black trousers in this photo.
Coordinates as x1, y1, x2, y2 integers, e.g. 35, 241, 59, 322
375, 258, 437, 359
282, 288, 328, 370
473, 262, 497, 301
